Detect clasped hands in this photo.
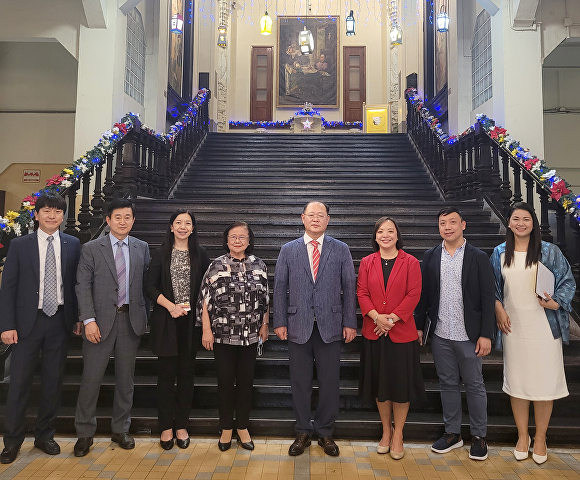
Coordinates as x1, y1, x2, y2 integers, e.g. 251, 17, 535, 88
374, 313, 399, 336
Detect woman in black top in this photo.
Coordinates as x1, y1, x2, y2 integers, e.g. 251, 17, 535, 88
145, 210, 210, 450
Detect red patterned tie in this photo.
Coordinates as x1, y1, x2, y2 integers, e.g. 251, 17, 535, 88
311, 240, 320, 281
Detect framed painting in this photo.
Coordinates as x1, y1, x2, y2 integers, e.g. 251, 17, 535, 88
168, 0, 184, 95
276, 16, 339, 108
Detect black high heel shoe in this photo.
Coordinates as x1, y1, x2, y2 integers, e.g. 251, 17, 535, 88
236, 429, 255, 451
218, 429, 232, 451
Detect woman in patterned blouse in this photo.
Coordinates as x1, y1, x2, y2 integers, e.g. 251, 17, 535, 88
145, 211, 210, 450
197, 221, 269, 451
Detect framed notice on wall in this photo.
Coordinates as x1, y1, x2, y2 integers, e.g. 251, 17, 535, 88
363, 104, 390, 133
23, 169, 41, 183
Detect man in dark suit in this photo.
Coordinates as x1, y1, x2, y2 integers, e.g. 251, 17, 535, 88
415, 207, 495, 461
273, 201, 357, 457
0, 194, 81, 464
73, 198, 150, 457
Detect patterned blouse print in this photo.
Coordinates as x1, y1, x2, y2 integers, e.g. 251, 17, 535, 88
196, 253, 269, 346
170, 249, 191, 305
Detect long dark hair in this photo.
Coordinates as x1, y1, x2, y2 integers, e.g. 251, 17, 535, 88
504, 202, 541, 268
161, 210, 202, 274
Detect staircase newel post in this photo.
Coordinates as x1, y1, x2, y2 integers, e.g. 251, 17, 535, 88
103, 152, 115, 207
466, 136, 475, 199
120, 136, 139, 199
473, 124, 486, 202
157, 150, 169, 198
113, 140, 125, 199
77, 173, 93, 243
63, 182, 79, 237
490, 142, 502, 206
538, 185, 553, 242
445, 143, 460, 200
91, 161, 105, 231
500, 150, 512, 219
459, 146, 467, 199
138, 138, 148, 196
555, 202, 567, 255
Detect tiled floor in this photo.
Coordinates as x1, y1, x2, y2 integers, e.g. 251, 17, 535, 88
1, 437, 579, 480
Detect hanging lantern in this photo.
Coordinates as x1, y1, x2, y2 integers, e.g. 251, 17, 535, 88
299, 27, 314, 55
346, 10, 355, 36
218, 25, 227, 47
260, 12, 273, 35
436, 4, 450, 32
170, 13, 184, 34
390, 24, 402, 46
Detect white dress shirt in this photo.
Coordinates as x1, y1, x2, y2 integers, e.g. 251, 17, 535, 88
37, 228, 63, 309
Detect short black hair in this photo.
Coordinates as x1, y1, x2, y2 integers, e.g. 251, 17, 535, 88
437, 206, 464, 221
223, 221, 255, 255
372, 216, 404, 251
34, 193, 66, 213
303, 201, 330, 215
107, 198, 136, 218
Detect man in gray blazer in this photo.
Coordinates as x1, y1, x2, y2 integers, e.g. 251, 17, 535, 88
73, 199, 150, 457
274, 201, 357, 457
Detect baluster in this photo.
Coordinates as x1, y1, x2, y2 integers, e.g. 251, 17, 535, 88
113, 142, 125, 199
91, 162, 105, 230
121, 138, 138, 199
490, 143, 502, 205
525, 174, 534, 206
512, 161, 523, 204
103, 152, 115, 207
555, 203, 567, 255
444, 144, 460, 200
77, 174, 92, 243
473, 128, 486, 202
500, 150, 512, 219
538, 185, 553, 242
63, 182, 79, 236
157, 151, 169, 198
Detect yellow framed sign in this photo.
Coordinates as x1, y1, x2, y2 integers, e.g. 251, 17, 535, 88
363, 104, 390, 133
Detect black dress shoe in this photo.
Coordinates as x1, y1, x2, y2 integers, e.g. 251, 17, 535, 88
318, 436, 339, 456
111, 433, 135, 450
74, 437, 93, 457
160, 438, 174, 450
0, 445, 20, 464
218, 429, 232, 451
34, 439, 60, 455
236, 430, 254, 451
176, 437, 190, 449
288, 433, 311, 456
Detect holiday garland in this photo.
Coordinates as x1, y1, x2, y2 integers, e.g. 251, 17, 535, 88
0, 89, 209, 236
405, 88, 580, 222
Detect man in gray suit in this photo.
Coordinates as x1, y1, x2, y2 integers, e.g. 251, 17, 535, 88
274, 201, 357, 457
73, 199, 150, 457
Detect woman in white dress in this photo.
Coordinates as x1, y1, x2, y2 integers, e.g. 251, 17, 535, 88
491, 203, 576, 464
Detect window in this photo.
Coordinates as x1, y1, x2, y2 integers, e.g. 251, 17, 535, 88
125, 8, 146, 105
471, 10, 492, 110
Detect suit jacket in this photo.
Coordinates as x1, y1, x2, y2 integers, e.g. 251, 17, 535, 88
414, 242, 495, 343
273, 235, 357, 344
0, 231, 81, 338
357, 250, 422, 343
145, 245, 210, 356
76, 234, 150, 341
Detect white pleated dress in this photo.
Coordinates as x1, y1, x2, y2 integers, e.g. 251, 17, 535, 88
501, 252, 569, 400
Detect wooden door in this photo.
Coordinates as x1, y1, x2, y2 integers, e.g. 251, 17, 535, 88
250, 46, 273, 121
343, 46, 366, 123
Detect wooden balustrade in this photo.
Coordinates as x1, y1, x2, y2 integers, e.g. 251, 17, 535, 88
406, 92, 580, 313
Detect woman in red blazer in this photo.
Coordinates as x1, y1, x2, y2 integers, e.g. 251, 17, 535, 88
357, 217, 425, 460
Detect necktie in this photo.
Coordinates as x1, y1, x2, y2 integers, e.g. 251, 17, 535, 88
115, 241, 127, 306
311, 240, 320, 281
43, 235, 58, 317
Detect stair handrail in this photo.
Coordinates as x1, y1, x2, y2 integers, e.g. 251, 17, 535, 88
405, 87, 580, 314
0, 88, 210, 251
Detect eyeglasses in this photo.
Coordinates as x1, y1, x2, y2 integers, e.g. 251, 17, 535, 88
228, 235, 248, 242
304, 213, 327, 219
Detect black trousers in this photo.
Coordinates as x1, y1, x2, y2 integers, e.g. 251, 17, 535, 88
213, 342, 258, 430
157, 321, 200, 432
4, 308, 69, 448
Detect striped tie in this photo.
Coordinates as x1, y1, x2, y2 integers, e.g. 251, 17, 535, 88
115, 240, 127, 306
311, 240, 320, 281
43, 235, 58, 317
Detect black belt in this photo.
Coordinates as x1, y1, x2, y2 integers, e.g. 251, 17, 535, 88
116, 304, 129, 313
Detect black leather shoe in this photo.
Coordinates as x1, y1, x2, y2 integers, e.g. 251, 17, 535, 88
34, 439, 60, 455
111, 433, 135, 450
218, 429, 232, 451
160, 438, 174, 450
288, 433, 311, 456
0, 445, 20, 464
236, 429, 254, 451
74, 437, 93, 457
176, 437, 190, 449
318, 436, 339, 456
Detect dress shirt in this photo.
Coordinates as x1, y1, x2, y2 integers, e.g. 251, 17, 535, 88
303, 233, 325, 281
84, 234, 130, 326
37, 228, 63, 308
435, 239, 470, 341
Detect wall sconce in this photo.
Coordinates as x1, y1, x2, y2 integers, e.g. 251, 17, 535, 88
299, 27, 314, 54
436, 4, 450, 32
170, 13, 184, 34
390, 24, 402, 46
346, 10, 355, 36
218, 25, 227, 47
260, 12, 273, 35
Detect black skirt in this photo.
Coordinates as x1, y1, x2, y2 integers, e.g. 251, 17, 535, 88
359, 335, 426, 405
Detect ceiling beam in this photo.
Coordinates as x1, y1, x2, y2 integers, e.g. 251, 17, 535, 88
82, 0, 107, 28
120, 0, 144, 15
511, 0, 540, 27
475, 0, 500, 16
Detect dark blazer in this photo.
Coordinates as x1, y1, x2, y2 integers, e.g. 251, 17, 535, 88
145, 246, 210, 356
76, 234, 150, 341
357, 250, 422, 343
273, 235, 357, 344
414, 242, 495, 343
0, 231, 81, 337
